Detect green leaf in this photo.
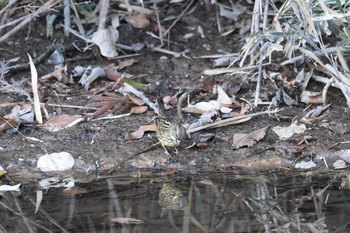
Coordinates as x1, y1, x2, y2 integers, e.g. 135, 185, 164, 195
124, 78, 148, 89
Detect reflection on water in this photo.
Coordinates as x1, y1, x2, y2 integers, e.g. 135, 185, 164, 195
1, 171, 350, 232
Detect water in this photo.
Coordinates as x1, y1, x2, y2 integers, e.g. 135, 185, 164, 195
1, 171, 349, 232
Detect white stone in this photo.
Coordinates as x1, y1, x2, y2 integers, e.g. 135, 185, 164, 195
37, 152, 75, 172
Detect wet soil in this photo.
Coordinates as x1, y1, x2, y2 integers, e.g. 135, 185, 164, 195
1, 1, 350, 183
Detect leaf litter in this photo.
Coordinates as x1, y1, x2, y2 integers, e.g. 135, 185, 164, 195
0, 0, 350, 181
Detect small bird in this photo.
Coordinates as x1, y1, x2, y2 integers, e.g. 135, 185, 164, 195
158, 183, 187, 217
107, 98, 186, 174
155, 116, 186, 147
155, 99, 186, 157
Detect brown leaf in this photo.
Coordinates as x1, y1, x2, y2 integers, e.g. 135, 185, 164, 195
63, 187, 88, 197
202, 82, 214, 92
300, 90, 323, 104
117, 59, 138, 70
43, 114, 83, 132
129, 95, 145, 106
40, 66, 69, 84
0, 117, 19, 133
125, 14, 150, 29
104, 64, 123, 82
125, 128, 145, 140
232, 125, 269, 149
130, 106, 148, 114
163, 95, 178, 106
140, 123, 156, 132
125, 123, 156, 140
119, 4, 154, 17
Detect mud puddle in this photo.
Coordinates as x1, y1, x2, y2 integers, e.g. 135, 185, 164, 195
0, 171, 348, 232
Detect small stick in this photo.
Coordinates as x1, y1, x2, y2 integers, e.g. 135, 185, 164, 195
107, 142, 160, 174
0, 0, 61, 43
92, 113, 131, 121
123, 83, 159, 114
187, 108, 281, 134
162, 0, 195, 37
147, 43, 190, 58
153, 2, 164, 46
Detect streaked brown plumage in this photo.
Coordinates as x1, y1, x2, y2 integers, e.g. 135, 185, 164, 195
155, 116, 186, 148
155, 98, 186, 154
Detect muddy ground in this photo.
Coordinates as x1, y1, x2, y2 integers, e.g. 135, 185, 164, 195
1, 1, 349, 183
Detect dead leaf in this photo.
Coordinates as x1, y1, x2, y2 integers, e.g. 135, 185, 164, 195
333, 160, 347, 169
125, 123, 156, 140
125, 128, 144, 140
63, 187, 88, 197
220, 106, 232, 114
104, 64, 123, 82
272, 122, 306, 140
300, 104, 330, 124
130, 106, 147, 114
202, 82, 214, 92
332, 150, 350, 164
140, 123, 157, 132
231, 103, 250, 117
0, 168, 7, 177
182, 100, 220, 114
271, 87, 297, 107
79, 66, 106, 90
232, 126, 269, 149
40, 66, 69, 84
217, 85, 232, 105
125, 14, 150, 29
163, 95, 178, 106
43, 114, 83, 132
91, 27, 119, 58
119, 4, 154, 16
35, 190, 43, 214
0, 117, 20, 133
129, 95, 144, 106
300, 90, 323, 104
295, 160, 316, 169
117, 59, 138, 70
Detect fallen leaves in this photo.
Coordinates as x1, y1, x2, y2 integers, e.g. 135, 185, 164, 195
232, 126, 269, 149
182, 86, 234, 114
125, 123, 156, 140
43, 114, 83, 132
272, 122, 307, 140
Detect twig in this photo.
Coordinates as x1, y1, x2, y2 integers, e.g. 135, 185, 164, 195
46, 103, 98, 110
177, 90, 193, 121
0, 0, 17, 35
187, 108, 281, 134
98, 0, 110, 30
0, 0, 61, 43
63, 0, 70, 37
123, 82, 159, 115
7, 45, 55, 73
107, 142, 161, 174
281, 46, 350, 66
162, 0, 195, 37
153, 2, 163, 46
254, 0, 270, 107
147, 43, 190, 58
7, 44, 76, 74
91, 113, 131, 121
